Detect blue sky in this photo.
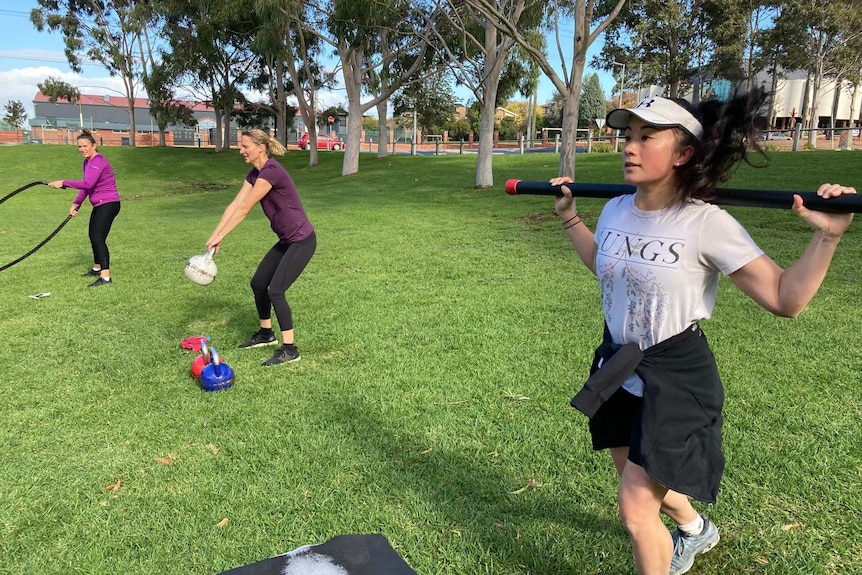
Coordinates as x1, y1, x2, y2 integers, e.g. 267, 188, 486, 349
0, 2, 132, 117
0, 0, 615, 119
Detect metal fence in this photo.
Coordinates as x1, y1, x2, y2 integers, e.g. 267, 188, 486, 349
361, 125, 862, 156
6, 124, 860, 153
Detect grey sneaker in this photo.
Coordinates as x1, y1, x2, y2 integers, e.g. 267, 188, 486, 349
261, 346, 300, 366
239, 330, 277, 349
669, 515, 719, 575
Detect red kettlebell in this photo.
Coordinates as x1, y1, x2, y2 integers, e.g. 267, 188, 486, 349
191, 339, 211, 379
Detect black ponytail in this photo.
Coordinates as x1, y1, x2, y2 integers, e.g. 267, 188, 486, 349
673, 89, 769, 202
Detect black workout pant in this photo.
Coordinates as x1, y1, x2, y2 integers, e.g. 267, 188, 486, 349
89, 201, 120, 269
250, 232, 316, 331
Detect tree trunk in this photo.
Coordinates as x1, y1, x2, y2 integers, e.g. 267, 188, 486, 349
296, 89, 319, 166
558, 35, 587, 181
559, 83, 582, 180
214, 113, 224, 152
847, 82, 859, 151
475, 25, 506, 189
808, 73, 821, 148
831, 77, 842, 150
127, 101, 137, 147
475, 91, 498, 188
340, 47, 365, 176
768, 61, 779, 129
224, 104, 235, 150
275, 59, 287, 147
376, 100, 389, 158
342, 97, 363, 176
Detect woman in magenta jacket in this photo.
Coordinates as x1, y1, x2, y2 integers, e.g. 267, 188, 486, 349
48, 129, 121, 287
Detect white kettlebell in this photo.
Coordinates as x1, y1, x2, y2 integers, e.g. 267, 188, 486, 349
185, 248, 217, 286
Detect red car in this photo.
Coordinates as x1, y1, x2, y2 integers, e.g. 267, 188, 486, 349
299, 132, 345, 151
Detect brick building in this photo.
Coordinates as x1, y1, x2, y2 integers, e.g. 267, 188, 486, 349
27, 91, 232, 147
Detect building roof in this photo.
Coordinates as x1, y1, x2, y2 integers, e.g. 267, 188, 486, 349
33, 91, 213, 111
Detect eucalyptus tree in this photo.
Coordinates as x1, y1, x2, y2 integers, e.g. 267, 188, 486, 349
832, 18, 862, 149
391, 73, 460, 137
362, 5, 447, 159
302, 0, 436, 175
421, 0, 546, 187
820, 2, 862, 148
593, 1, 700, 101
37, 77, 81, 104
775, 0, 862, 147
754, 4, 807, 129
447, 0, 627, 180
134, 5, 195, 147
37, 76, 87, 129
687, 1, 742, 102
142, 61, 198, 146
31, 0, 150, 145
158, 0, 259, 152
242, 55, 299, 146
700, 1, 778, 93
251, 0, 337, 161
516, 29, 545, 145
246, 0, 293, 144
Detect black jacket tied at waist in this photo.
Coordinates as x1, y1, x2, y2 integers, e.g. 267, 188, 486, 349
572, 324, 725, 503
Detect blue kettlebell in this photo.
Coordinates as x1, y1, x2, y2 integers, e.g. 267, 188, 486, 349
199, 347, 235, 392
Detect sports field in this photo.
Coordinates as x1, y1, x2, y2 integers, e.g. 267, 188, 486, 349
0, 145, 859, 574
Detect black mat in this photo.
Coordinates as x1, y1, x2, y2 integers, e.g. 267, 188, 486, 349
218, 534, 418, 575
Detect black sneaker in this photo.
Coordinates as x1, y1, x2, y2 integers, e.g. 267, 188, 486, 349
82, 268, 101, 277
261, 346, 300, 366
88, 277, 112, 287
239, 330, 277, 349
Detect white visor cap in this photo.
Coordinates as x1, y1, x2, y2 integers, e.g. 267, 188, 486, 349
606, 97, 704, 141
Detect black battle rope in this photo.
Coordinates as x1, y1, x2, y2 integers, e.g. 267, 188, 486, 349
0, 181, 74, 273
0, 180, 48, 205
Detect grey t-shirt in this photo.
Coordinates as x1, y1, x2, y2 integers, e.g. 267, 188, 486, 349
593, 194, 763, 396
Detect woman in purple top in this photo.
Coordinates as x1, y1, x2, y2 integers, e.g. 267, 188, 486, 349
206, 129, 316, 367
48, 129, 121, 287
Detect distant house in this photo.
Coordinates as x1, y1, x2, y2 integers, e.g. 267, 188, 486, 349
28, 91, 348, 147
494, 107, 519, 121
294, 111, 348, 136
29, 91, 231, 147
452, 105, 518, 123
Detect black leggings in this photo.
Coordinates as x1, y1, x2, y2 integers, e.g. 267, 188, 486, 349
250, 232, 316, 331
89, 201, 120, 269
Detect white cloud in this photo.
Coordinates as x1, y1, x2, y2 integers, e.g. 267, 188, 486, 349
0, 65, 62, 117
0, 59, 349, 122
0, 65, 131, 118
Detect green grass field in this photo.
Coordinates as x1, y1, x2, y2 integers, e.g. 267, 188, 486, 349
0, 145, 859, 575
